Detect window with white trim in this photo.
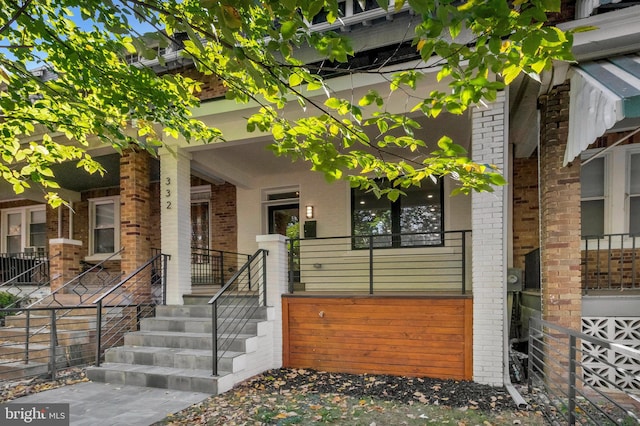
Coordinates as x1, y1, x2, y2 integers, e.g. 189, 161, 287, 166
581, 156, 605, 236
580, 145, 640, 236
89, 197, 119, 256
1, 206, 46, 253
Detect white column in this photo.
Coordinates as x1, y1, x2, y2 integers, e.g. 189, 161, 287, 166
257, 234, 287, 369
471, 89, 509, 386
160, 147, 192, 305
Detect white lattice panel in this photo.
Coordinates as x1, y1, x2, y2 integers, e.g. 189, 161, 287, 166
582, 317, 640, 394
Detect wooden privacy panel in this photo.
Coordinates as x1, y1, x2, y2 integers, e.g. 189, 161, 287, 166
283, 296, 473, 380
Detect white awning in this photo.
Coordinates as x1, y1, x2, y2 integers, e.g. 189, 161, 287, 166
565, 54, 640, 166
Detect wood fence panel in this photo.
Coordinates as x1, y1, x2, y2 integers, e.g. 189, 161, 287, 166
282, 296, 473, 380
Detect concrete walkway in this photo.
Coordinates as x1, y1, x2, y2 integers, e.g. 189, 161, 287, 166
7, 381, 211, 425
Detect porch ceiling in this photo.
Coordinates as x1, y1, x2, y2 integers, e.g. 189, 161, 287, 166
186, 111, 472, 188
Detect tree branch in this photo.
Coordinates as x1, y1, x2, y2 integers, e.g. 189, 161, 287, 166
1, 0, 35, 35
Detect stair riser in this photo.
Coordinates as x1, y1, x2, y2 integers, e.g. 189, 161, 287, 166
5, 317, 98, 330
104, 348, 243, 372
0, 346, 49, 362
85, 368, 218, 394
156, 305, 268, 320
0, 363, 49, 380
124, 333, 254, 353
0, 330, 91, 345
140, 318, 259, 335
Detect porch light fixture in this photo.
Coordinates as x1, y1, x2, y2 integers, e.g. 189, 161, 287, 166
306, 205, 314, 219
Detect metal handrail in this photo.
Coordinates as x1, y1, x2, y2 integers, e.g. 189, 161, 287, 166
208, 249, 268, 376
29, 249, 125, 308
0, 252, 60, 309
93, 253, 169, 366
0, 305, 101, 382
582, 232, 640, 292
192, 247, 251, 287
287, 230, 471, 294
528, 317, 640, 424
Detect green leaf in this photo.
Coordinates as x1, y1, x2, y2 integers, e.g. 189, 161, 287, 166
280, 21, 298, 40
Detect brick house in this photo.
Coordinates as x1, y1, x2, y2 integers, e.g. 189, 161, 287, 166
511, 2, 640, 392
0, 0, 638, 394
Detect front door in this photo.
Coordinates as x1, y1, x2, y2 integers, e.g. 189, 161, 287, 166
268, 203, 300, 282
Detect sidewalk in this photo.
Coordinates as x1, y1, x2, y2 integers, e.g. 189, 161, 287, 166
5, 381, 211, 426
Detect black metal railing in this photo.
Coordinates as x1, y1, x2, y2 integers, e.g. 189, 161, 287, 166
0, 305, 100, 382
208, 249, 268, 376
528, 318, 640, 425
0, 252, 60, 311
582, 233, 640, 292
32, 249, 124, 308
192, 247, 251, 287
0, 251, 49, 285
93, 253, 169, 366
287, 230, 471, 294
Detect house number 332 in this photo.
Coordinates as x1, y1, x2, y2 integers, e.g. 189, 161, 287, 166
165, 177, 172, 209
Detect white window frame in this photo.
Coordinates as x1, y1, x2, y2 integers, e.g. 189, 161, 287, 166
87, 196, 120, 260
581, 145, 640, 247
0, 205, 46, 253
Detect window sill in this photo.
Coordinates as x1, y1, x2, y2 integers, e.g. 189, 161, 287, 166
85, 254, 121, 262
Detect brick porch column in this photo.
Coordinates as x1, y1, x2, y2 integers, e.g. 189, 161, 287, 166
160, 147, 192, 305
539, 82, 582, 330
120, 149, 152, 297
48, 238, 82, 292
471, 90, 509, 386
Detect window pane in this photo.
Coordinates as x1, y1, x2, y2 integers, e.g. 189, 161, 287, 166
630, 153, 640, 195
94, 228, 115, 253
352, 190, 392, 248
95, 203, 114, 228
630, 196, 640, 235
581, 157, 604, 198
7, 213, 21, 236
400, 183, 442, 246
7, 235, 21, 253
581, 199, 604, 236
30, 210, 45, 224
30, 223, 46, 247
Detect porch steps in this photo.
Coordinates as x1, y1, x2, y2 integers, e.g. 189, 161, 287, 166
0, 300, 126, 380
86, 303, 273, 394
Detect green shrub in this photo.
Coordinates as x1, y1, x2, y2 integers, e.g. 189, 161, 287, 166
0, 291, 19, 322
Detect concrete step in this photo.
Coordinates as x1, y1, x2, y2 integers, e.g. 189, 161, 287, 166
123, 330, 258, 353
104, 346, 246, 373
85, 363, 233, 393
0, 328, 91, 345
140, 316, 266, 335
156, 304, 268, 320
0, 342, 51, 363
4, 315, 98, 330
0, 361, 49, 380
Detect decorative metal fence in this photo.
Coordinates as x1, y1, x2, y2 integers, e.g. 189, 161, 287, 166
528, 317, 639, 425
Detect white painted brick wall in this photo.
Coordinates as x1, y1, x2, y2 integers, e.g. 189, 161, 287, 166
160, 147, 192, 305
471, 91, 508, 386
257, 234, 288, 370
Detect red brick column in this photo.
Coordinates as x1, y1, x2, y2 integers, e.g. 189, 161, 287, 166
539, 83, 583, 392
48, 239, 82, 292
120, 149, 152, 297
539, 82, 582, 330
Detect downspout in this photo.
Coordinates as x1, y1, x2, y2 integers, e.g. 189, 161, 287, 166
502, 85, 529, 410
68, 202, 73, 240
